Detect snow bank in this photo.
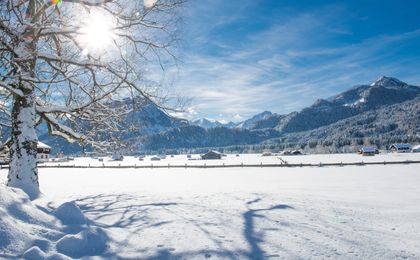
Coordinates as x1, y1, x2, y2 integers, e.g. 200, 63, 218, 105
0, 186, 61, 257
56, 227, 108, 258
22, 246, 71, 260
53, 202, 86, 225
0, 185, 108, 259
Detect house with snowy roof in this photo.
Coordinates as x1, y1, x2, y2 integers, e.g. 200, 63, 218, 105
389, 143, 412, 153
412, 145, 420, 153
358, 146, 377, 156
201, 150, 222, 160
37, 141, 51, 161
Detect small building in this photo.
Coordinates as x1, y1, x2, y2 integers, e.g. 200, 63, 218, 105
201, 150, 222, 160
390, 144, 412, 153
37, 141, 51, 161
358, 146, 377, 156
1, 142, 51, 162
412, 145, 420, 153
291, 150, 303, 155
280, 150, 302, 156
280, 150, 291, 156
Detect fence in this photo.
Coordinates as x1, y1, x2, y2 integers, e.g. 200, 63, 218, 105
1, 160, 419, 169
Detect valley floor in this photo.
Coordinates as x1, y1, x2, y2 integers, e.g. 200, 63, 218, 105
1, 156, 420, 259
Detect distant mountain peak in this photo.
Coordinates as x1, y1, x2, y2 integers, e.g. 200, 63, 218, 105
236, 111, 273, 129
371, 76, 407, 87
192, 118, 231, 129
313, 99, 331, 106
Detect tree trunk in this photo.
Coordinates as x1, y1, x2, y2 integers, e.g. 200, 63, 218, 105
7, 92, 39, 199
7, 0, 40, 199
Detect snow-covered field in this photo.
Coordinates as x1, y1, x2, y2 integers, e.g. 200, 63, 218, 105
1, 153, 420, 259
39, 152, 420, 167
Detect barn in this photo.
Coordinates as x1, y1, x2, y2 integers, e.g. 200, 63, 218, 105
412, 145, 420, 153
201, 150, 222, 160
358, 147, 377, 156
390, 144, 412, 153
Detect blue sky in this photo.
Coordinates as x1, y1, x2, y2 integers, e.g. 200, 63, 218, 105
172, 0, 420, 122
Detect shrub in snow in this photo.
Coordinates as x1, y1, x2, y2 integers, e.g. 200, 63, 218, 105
53, 202, 86, 225
56, 227, 108, 258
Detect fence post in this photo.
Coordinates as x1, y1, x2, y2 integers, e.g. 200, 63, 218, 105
185, 163, 187, 168
102, 162, 105, 167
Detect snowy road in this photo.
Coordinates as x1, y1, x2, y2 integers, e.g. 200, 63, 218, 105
1, 163, 420, 259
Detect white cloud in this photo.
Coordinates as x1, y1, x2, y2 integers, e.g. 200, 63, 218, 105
233, 114, 243, 121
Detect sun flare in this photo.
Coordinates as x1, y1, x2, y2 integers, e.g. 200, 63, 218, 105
78, 11, 116, 55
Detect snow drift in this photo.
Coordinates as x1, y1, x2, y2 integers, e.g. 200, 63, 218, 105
0, 185, 108, 259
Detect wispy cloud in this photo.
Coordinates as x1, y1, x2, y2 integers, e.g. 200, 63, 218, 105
174, 1, 420, 122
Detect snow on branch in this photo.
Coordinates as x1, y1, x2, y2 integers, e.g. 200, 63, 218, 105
40, 113, 85, 142
1, 0, 184, 149
0, 81, 24, 97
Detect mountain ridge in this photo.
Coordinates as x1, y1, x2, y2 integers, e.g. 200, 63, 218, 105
35, 76, 420, 154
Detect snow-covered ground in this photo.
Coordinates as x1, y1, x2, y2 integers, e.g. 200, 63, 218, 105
38, 152, 420, 167
1, 154, 420, 259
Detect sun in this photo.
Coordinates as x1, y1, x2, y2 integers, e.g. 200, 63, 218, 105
78, 11, 116, 56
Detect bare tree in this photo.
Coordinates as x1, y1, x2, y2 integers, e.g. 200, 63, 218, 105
0, 0, 184, 199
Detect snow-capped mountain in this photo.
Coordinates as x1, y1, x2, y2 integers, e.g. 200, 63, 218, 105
37, 98, 188, 154
191, 111, 275, 130
192, 118, 241, 129
329, 76, 419, 108
236, 111, 273, 129
122, 102, 188, 137
138, 76, 419, 152
32, 76, 419, 154
192, 118, 230, 129
272, 76, 420, 133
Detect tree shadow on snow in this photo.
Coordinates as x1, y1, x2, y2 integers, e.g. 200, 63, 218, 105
57, 193, 295, 259
37, 194, 294, 260
243, 198, 294, 259
13, 192, 410, 259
